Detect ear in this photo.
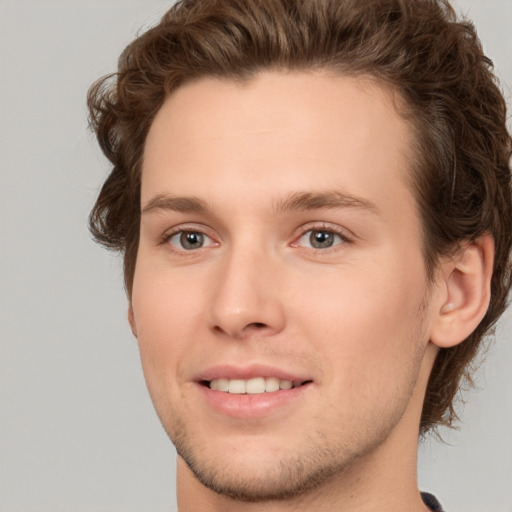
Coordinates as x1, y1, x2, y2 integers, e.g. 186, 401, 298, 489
430, 235, 494, 348
127, 303, 138, 338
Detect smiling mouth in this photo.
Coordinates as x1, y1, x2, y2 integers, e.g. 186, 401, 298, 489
202, 377, 313, 394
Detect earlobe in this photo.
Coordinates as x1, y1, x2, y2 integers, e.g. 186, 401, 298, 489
128, 304, 138, 338
430, 235, 494, 348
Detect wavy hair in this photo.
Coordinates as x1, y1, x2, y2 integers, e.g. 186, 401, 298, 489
88, 0, 512, 433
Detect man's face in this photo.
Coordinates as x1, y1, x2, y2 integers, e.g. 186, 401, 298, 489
131, 71, 439, 500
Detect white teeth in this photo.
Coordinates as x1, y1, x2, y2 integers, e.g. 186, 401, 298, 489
265, 377, 280, 392
279, 379, 293, 390
209, 377, 300, 394
216, 378, 229, 392
246, 377, 266, 394
228, 379, 246, 394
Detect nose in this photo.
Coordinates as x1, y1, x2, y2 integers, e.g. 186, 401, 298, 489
205, 246, 286, 340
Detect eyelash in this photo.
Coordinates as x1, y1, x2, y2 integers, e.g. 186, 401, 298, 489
160, 225, 218, 252
160, 223, 353, 253
292, 223, 353, 251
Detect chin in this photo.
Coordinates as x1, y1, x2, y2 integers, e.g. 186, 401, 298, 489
178, 446, 346, 502
169, 420, 389, 503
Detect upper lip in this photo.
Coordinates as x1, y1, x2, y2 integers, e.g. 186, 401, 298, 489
194, 364, 313, 383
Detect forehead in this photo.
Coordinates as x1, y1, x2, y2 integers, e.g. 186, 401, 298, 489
142, 70, 416, 223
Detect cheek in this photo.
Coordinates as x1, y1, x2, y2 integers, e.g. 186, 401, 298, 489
131, 267, 205, 385
292, 253, 429, 382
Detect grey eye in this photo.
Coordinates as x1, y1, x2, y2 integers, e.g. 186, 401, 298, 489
169, 231, 212, 250
181, 232, 204, 250
299, 230, 343, 249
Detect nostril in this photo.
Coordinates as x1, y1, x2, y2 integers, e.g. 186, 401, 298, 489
249, 322, 267, 329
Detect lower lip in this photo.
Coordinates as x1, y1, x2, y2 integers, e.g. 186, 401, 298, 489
196, 382, 313, 419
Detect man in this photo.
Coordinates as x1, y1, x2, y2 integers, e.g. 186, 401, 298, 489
88, 0, 512, 510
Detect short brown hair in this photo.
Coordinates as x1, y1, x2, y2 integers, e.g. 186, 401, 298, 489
88, 0, 512, 433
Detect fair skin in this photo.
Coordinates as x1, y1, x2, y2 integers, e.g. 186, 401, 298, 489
128, 71, 493, 511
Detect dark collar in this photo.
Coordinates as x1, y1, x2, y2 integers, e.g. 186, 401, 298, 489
421, 492, 444, 512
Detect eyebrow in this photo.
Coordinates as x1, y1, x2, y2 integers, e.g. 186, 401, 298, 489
142, 194, 210, 214
273, 191, 379, 215
141, 190, 379, 216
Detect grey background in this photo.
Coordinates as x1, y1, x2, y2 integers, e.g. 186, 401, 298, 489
0, 1, 510, 511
